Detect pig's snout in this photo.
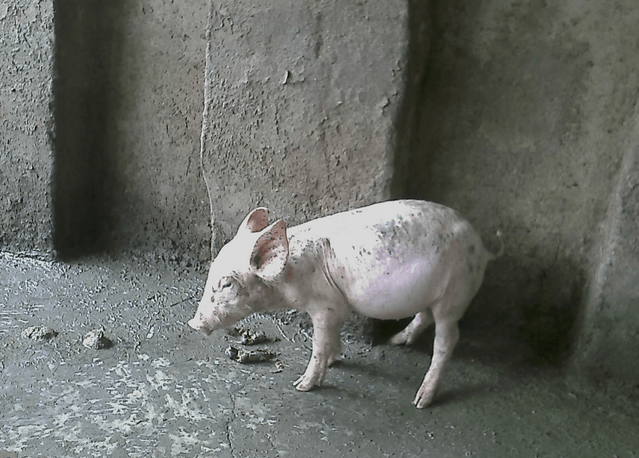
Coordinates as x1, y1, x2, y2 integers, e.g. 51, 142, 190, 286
188, 317, 212, 336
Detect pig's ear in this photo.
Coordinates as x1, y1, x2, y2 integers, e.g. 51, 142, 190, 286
250, 220, 289, 282
239, 207, 269, 234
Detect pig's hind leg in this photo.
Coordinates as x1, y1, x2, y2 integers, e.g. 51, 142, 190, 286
390, 309, 434, 345
389, 308, 460, 408
413, 315, 460, 409
412, 263, 479, 408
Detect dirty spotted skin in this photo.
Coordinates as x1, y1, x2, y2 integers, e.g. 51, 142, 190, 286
189, 200, 500, 408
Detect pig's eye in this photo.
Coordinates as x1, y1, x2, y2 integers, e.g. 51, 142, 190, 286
218, 279, 233, 290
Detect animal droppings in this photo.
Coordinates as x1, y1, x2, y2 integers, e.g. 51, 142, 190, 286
83, 329, 112, 349
21, 325, 57, 341
225, 346, 277, 363
239, 328, 269, 345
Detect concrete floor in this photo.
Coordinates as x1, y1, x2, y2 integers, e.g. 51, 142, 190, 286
1, 253, 637, 457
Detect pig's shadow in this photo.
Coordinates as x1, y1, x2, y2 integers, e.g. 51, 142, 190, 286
327, 349, 491, 408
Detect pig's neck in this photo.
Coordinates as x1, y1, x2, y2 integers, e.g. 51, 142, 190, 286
269, 235, 343, 314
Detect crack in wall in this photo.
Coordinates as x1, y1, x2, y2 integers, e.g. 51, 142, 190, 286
200, 1, 218, 258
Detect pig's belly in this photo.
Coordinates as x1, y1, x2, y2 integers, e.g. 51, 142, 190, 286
334, 253, 450, 320
292, 199, 476, 320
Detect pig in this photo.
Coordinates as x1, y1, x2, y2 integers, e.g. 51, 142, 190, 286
188, 200, 502, 408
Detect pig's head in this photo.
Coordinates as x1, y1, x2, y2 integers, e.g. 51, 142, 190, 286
188, 207, 289, 335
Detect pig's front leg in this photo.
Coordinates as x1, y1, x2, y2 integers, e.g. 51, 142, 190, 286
293, 307, 345, 391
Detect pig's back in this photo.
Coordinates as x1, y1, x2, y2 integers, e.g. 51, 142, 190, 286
288, 200, 488, 320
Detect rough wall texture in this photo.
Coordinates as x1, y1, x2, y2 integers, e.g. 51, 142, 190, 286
52, 0, 210, 262
200, 0, 429, 252
103, 0, 210, 263
409, 0, 639, 369
0, 0, 55, 256
574, 118, 639, 385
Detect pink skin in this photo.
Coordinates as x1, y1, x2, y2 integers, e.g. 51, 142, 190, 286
189, 200, 501, 408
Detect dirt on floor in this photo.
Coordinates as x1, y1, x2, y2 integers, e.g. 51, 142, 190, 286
0, 252, 637, 457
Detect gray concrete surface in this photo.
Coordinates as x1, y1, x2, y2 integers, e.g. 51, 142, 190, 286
1, 253, 638, 457
0, 0, 55, 255
575, 132, 639, 383
99, 1, 210, 260
52, 0, 210, 260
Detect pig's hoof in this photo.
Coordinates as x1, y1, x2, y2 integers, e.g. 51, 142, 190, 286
293, 375, 320, 392
413, 389, 434, 409
390, 332, 411, 345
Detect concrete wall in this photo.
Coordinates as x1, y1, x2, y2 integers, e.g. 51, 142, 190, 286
574, 121, 639, 386
53, 0, 114, 257
408, 0, 639, 379
102, 1, 210, 263
3, 0, 211, 261
52, 0, 210, 262
0, 0, 55, 256
1, 0, 638, 386
200, 0, 429, 253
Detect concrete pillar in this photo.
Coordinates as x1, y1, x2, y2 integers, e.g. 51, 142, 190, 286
0, 0, 55, 257
573, 110, 639, 385
200, 0, 429, 253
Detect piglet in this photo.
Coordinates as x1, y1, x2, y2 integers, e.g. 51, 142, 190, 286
189, 200, 501, 408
